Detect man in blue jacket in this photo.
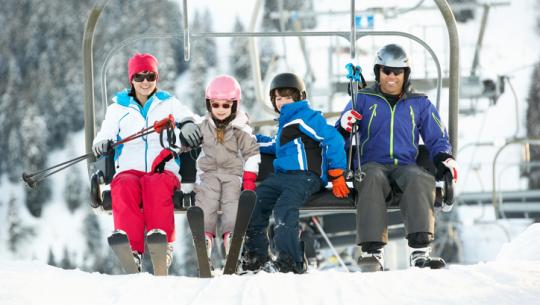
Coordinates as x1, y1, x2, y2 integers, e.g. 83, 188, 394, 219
336, 44, 458, 272
242, 73, 349, 274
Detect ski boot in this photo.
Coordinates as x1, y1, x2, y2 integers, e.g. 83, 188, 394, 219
166, 243, 174, 269
357, 249, 384, 272
205, 232, 215, 271
223, 231, 233, 256
240, 252, 270, 274
409, 247, 446, 269
132, 251, 143, 272
261, 252, 308, 274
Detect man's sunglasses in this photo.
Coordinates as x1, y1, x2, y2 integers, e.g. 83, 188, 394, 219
381, 66, 405, 76
211, 102, 234, 109
133, 72, 157, 82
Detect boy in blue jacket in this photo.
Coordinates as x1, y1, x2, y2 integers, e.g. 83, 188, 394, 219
241, 73, 349, 274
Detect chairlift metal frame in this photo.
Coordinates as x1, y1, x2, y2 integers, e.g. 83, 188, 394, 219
83, 0, 460, 175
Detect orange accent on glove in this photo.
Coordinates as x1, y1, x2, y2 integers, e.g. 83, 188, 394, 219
328, 169, 349, 198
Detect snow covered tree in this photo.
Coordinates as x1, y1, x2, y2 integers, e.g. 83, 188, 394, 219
82, 212, 103, 270
189, 11, 212, 116
229, 18, 256, 112
63, 164, 85, 213
20, 104, 50, 217
47, 248, 57, 267
6, 195, 35, 253
60, 247, 76, 270
525, 5, 540, 189
202, 9, 217, 68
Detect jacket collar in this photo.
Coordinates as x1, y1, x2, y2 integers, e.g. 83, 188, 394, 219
278, 100, 310, 123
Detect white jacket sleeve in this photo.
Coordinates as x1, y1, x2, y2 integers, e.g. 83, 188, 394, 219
93, 106, 120, 145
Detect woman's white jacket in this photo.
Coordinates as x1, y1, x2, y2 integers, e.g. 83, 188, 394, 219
93, 89, 196, 179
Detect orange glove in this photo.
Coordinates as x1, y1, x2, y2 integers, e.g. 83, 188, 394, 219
328, 169, 349, 198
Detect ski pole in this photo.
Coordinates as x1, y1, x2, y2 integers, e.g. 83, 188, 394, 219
345, 64, 361, 180
345, 63, 366, 184
22, 115, 176, 188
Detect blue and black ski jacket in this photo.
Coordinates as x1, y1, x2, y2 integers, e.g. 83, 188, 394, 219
336, 85, 452, 166
257, 100, 346, 184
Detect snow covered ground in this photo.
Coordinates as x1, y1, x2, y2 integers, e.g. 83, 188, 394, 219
1, 223, 539, 305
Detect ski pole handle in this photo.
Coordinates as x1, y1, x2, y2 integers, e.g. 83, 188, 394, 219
345, 63, 356, 80
153, 114, 175, 133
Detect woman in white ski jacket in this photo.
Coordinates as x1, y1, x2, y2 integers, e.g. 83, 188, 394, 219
92, 53, 201, 274
194, 75, 260, 261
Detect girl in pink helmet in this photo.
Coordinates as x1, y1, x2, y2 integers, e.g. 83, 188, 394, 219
194, 75, 260, 264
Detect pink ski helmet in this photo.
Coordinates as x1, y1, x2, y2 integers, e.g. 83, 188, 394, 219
205, 75, 241, 112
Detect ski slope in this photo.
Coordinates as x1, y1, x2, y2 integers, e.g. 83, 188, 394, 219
1, 224, 539, 305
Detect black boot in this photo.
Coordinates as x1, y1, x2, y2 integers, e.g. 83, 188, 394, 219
240, 252, 269, 273
409, 247, 446, 269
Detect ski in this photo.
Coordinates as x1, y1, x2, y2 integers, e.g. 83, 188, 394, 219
223, 190, 257, 275
146, 229, 169, 276
187, 206, 213, 278
107, 230, 140, 274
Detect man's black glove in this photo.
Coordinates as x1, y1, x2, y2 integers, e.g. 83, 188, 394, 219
178, 119, 202, 148
433, 152, 458, 183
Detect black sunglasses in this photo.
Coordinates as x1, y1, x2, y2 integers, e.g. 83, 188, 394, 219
211, 101, 235, 109
381, 66, 405, 76
133, 72, 157, 82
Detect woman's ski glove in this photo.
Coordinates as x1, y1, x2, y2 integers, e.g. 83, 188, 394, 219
178, 119, 202, 148
151, 149, 173, 173
92, 139, 113, 157
328, 169, 349, 198
242, 171, 257, 191
339, 110, 362, 132
434, 153, 458, 185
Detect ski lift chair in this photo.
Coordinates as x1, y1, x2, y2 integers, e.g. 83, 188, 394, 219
256, 144, 451, 215
90, 148, 200, 213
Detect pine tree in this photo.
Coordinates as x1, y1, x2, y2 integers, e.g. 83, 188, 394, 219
189, 11, 211, 116
82, 212, 103, 270
64, 163, 85, 213
7, 194, 35, 253
47, 248, 57, 267
60, 247, 76, 270
526, 5, 540, 189
229, 18, 256, 112
21, 104, 50, 217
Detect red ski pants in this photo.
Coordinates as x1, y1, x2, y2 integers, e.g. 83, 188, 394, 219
111, 169, 179, 253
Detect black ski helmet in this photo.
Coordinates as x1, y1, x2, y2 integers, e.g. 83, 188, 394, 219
268, 73, 307, 113
373, 44, 411, 90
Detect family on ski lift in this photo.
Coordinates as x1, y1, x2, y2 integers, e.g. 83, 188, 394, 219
92, 43, 458, 275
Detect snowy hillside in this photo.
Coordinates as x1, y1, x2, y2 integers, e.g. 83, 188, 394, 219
1, 223, 539, 305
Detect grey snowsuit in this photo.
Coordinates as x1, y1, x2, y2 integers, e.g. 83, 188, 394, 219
194, 111, 260, 235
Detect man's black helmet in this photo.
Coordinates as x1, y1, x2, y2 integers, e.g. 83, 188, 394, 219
268, 73, 307, 113
373, 44, 411, 89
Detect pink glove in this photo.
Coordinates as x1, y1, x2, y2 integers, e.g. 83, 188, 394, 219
242, 171, 257, 191
339, 110, 362, 132
151, 149, 173, 173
